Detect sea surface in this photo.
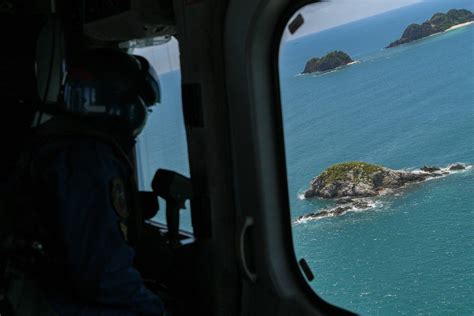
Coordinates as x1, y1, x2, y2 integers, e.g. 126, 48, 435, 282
136, 0, 474, 314
280, 0, 474, 314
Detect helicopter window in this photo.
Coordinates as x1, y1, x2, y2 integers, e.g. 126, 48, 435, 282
280, 1, 473, 314
133, 38, 193, 232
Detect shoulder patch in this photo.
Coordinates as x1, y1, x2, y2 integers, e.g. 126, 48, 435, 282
111, 178, 129, 219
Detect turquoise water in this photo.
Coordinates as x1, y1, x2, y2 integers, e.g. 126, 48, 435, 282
280, 1, 474, 314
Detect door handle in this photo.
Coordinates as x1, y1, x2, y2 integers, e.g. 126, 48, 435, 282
239, 216, 257, 282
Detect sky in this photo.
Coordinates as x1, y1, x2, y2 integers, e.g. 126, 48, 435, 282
135, 0, 422, 73
133, 37, 180, 74
282, 0, 422, 41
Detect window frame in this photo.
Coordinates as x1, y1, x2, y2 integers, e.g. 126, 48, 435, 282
224, 0, 355, 314
131, 43, 195, 235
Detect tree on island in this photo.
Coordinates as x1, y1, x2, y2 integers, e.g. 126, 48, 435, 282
302, 51, 353, 74
387, 9, 474, 48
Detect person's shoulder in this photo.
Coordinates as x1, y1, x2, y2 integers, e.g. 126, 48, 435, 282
35, 134, 113, 159
32, 117, 122, 159
32, 134, 128, 176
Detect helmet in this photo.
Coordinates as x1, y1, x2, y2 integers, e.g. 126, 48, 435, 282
61, 48, 160, 137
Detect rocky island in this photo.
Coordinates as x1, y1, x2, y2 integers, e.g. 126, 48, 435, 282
387, 9, 474, 48
302, 51, 354, 74
296, 161, 469, 222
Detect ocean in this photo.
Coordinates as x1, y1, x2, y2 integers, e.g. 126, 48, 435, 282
280, 0, 474, 314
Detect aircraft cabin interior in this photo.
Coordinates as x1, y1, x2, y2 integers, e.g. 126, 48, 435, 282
1, 0, 472, 315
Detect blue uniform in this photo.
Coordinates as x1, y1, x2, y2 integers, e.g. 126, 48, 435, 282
28, 129, 166, 316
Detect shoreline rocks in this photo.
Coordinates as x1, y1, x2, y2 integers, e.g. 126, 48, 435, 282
449, 163, 466, 171
420, 166, 441, 172
296, 198, 372, 222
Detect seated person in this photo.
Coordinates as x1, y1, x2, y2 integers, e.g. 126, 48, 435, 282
6, 48, 168, 315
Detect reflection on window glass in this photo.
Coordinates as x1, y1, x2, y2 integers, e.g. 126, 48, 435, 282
280, 0, 473, 314
133, 38, 193, 231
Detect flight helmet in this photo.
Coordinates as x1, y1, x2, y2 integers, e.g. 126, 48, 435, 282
61, 48, 160, 137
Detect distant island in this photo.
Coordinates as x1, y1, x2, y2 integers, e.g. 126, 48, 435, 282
302, 51, 355, 74
387, 9, 474, 48
297, 161, 468, 222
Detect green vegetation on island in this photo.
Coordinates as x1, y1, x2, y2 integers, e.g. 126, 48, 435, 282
297, 162, 467, 221
387, 9, 474, 48
302, 51, 354, 74
317, 162, 383, 186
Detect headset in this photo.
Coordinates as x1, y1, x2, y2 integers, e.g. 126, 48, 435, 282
60, 48, 161, 137
33, 2, 161, 137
